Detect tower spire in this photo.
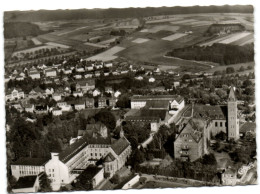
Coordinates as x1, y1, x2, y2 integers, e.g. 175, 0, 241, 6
228, 86, 236, 101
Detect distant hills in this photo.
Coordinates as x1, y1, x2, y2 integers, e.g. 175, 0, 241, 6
4, 22, 46, 39
4, 5, 253, 22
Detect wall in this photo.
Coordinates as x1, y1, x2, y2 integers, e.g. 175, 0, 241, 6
122, 174, 140, 190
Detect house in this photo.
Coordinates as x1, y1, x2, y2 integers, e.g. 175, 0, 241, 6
149, 77, 155, 82
45, 68, 57, 77
45, 88, 54, 96
57, 102, 72, 112
37, 64, 47, 69
63, 68, 72, 75
12, 175, 40, 193
73, 90, 83, 97
135, 76, 143, 80
35, 105, 49, 114
109, 97, 117, 107
5, 88, 24, 102
173, 81, 180, 87
98, 97, 107, 108
104, 72, 110, 77
85, 74, 93, 78
5, 75, 10, 82
174, 119, 205, 162
29, 71, 41, 79
75, 74, 82, 79
114, 91, 121, 98
86, 98, 95, 108
95, 71, 101, 77
85, 64, 94, 71
105, 86, 114, 94
104, 63, 113, 68
76, 80, 95, 93
52, 107, 62, 116
28, 87, 44, 99
95, 63, 103, 69
15, 75, 24, 81
93, 89, 101, 97
239, 122, 256, 138
76, 67, 85, 73
74, 101, 86, 110
11, 103, 23, 112
151, 86, 166, 92
24, 104, 35, 113
52, 93, 62, 101
221, 168, 237, 186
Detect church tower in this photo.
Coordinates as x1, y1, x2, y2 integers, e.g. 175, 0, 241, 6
227, 87, 239, 140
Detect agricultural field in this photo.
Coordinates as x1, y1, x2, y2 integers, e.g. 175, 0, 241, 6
86, 46, 125, 61
12, 45, 60, 57
132, 38, 150, 44
31, 38, 42, 45
200, 32, 253, 46
162, 33, 187, 41
141, 25, 180, 33
45, 42, 71, 48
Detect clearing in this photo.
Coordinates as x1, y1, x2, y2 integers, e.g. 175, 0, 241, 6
86, 46, 125, 61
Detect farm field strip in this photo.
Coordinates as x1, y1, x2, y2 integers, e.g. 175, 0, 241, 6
141, 25, 180, 33
146, 17, 183, 24
83, 42, 108, 48
170, 19, 198, 25
218, 32, 252, 44
240, 38, 254, 46
199, 34, 234, 46
12, 45, 57, 56
98, 37, 119, 45
132, 38, 150, 44
162, 33, 187, 41
31, 38, 42, 45
45, 42, 71, 48
86, 46, 125, 61
56, 26, 89, 36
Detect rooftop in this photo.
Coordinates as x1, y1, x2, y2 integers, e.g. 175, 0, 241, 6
193, 104, 227, 120
131, 95, 183, 103
12, 157, 49, 166
13, 176, 38, 189
111, 137, 130, 155
240, 122, 256, 133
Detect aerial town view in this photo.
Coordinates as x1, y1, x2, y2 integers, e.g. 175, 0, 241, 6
3, 4, 256, 193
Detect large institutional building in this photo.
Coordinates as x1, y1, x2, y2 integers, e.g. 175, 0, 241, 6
174, 87, 239, 161
11, 124, 131, 191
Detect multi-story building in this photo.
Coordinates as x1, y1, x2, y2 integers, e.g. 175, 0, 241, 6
5, 88, 25, 102
86, 98, 95, 108
11, 126, 131, 191
76, 80, 95, 93
45, 69, 57, 77
29, 71, 41, 80
130, 95, 184, 111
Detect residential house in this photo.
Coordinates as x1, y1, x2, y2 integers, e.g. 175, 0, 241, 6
52, 107, 63, 116
35, 105, 49, 114
93, 89, 101, 97
29, 71, 41, 80
74, 101, 86, 110
15, 75, 24, 81
28, 87, 44, 99
221, 168, 237, 186
24, 104, 35, 113
63, 68, 72, 75
45, 69, 57, 77
104, 63, 113, 68
105, 86, 114, 94
45, 88, 54, 96
98, 97, 107, 108
73, 90, 83, 97
52, 93, 62, 102
5, 88, 24, 102
57, 102, 72, 112
76, 80, 95, 93
86, 98, 95, 108
85, 74, 93, 78
85, 64, 94, 71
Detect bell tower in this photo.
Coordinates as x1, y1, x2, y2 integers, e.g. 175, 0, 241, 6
227, 87, 239, 141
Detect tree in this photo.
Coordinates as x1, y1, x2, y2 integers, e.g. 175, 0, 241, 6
226, 67, 235, 74
39, 172, 52, 192
110, 174, 121, 184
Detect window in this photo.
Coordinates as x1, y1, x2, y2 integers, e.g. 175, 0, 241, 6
215, 122, 218, 127
52, 169, 54, 172
220, 122, 223, 127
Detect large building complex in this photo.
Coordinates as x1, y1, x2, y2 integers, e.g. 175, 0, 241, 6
11, 124, 131, 191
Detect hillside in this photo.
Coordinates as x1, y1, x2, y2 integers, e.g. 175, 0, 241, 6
4, 22, 46, 39
4, 5, 253, 22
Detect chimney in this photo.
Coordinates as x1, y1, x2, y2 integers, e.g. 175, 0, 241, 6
51, 152, 59, 161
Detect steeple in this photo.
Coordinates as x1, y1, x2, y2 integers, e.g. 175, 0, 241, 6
228, 86, 236, 101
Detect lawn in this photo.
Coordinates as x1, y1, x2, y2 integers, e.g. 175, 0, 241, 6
141, 181, 188, 189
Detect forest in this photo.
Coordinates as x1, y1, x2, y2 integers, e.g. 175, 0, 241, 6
4, 22, 47, 39
166, 43, 254, 65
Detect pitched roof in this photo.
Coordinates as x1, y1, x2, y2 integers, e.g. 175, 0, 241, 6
104, 152, 116, 162
125, 109, 167, 122
111, 137, 130, 155
145, 100, 169, 109
228, 87, 236, 101
131, 95, 184, 103
193, 104, 227, 120
12, 157, 49, 166
13, 176, 38, 189
240, 122, 256, 133
77, 165, 103, 180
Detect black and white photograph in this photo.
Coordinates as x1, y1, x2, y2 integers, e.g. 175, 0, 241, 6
0, 1, 258, 193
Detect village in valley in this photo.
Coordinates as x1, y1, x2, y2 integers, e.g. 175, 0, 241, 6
3, 5, 256, 193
